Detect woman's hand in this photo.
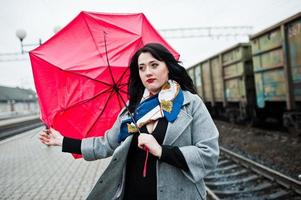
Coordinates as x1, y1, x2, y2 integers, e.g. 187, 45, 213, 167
39, 128, 63, 147
138, 133, 162, 158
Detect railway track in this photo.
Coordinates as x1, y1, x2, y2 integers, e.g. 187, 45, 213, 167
0, 117, 42, 140
206, 147, 301, 200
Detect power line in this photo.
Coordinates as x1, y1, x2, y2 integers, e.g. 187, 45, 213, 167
159, 26, 253, 39
0, 52, 23, 56
0, 58, 28, 62
0, 26, 254, 62
0, 51, 29, 62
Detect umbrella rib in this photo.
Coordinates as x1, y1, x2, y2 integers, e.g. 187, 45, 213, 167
115, 89, 141, 134
116, 91, 123, 111
59, 87, 112, 113
109, 37, 142, 63
118, 83, 128, 87
85, 12, 141, 36
118, 89, 128, 95
82, 14, 110, 77
103, 32, 117, 86
82, 13, 117, 86
71, 70, 112, 86
96, 89, 115, 117
116, 66, 130, 86
114, 68, 129, 96
85, 88, 116, 137
84, 13, 115, 85
30, 54, 112, 87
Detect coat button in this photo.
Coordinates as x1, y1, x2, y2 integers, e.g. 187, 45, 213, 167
180, 188, 184, 191
99, 180, 103, 183
113, 158, 118, 161
160, 190, 163, 193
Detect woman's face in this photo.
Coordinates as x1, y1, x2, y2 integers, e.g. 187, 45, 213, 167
138, 52, 169, 95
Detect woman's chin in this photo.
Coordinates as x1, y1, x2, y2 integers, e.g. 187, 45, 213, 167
148, 88, 160, 95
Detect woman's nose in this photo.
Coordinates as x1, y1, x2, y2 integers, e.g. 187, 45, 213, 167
145, 67, 152, 76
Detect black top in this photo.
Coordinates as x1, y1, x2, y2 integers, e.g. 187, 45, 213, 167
62, 118, 189, 200
123, 118, 166, 200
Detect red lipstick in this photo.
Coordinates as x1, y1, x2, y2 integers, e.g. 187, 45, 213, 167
146, 78, 156, 83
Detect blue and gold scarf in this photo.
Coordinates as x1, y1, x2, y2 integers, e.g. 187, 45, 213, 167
118, 80, 184, 142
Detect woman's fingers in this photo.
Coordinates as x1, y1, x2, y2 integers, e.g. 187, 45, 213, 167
39, 132, 50, 141
138, 133, 162, 158
39, 128, 63, 146
39, 129, 54, 146
38, 127, 63, 147
138, 134, 154, 149
40, 131, 49, 138
137, 133, 149, 149
40, 138, 49, 145
39, 136, 49, 145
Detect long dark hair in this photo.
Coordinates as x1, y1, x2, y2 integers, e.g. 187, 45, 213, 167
128, 43, 197, 113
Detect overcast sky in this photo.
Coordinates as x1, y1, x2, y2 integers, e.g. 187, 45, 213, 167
0, 0, 301, 90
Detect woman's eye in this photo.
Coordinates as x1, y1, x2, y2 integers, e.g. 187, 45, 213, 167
151, 63, 158, 68
139, 66, 145, 71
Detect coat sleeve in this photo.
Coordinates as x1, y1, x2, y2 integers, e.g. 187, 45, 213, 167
179, 94, 219, 183
80, 108, 126, 161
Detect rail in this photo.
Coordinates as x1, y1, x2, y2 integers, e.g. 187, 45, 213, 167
205, 146, 301, 199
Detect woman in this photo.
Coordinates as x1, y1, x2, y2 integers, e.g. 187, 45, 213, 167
39, 43, 219, 200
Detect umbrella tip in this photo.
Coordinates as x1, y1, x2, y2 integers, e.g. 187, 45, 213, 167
113, 84, 119, 92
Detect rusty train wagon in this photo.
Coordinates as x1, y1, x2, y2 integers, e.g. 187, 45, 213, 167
187, 43, 256, 122
250, 12, 301, 133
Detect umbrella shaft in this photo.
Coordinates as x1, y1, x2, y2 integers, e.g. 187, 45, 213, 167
116, 92, 141, 134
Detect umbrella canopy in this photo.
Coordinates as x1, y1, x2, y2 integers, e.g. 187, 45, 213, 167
30, 11, 179, 157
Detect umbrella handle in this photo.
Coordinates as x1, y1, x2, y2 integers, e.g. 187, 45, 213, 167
143, 147, 149, 178
43, 124, 51, 147
44, 124, 50, 134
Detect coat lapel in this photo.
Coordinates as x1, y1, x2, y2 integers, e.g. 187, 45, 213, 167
114, 134, 133, 158
163, 91, 193, 145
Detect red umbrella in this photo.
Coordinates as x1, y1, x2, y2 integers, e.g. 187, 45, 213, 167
29, 11, 179, 158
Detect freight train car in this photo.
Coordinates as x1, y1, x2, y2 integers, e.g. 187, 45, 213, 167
188, 12, 301, 134
187, 43, 256, 122
250, 12, 301, 133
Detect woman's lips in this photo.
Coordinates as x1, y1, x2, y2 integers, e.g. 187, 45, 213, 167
146, 78, 156, 83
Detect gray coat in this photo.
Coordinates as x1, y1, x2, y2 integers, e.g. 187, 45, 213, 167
81, 91, 219, 200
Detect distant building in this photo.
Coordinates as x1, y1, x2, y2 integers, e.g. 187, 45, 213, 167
0, 85, 39, 118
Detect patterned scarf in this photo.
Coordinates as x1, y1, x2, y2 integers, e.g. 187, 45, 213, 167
118, 80, 184, 142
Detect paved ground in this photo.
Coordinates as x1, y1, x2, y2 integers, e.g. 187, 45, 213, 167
0, 127, 111, 200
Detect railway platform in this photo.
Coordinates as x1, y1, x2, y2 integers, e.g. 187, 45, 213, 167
0, 115, 39, 127
0, 127, 110, 200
